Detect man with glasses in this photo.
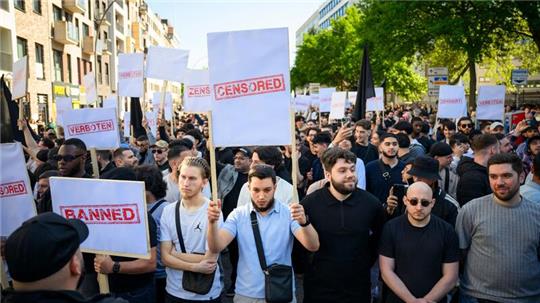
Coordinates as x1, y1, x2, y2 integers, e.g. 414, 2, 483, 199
379, 181, 459, 303
151, 140, 170, 175
135, 135, 155, 166
457, 117, 474, 137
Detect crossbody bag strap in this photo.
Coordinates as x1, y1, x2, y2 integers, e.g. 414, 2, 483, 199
149, 199, 166, 215
175, 201, 187, 253
250, 211, 268, 270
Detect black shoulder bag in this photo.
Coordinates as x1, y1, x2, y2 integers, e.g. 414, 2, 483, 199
250, 211, 293, 303
175, 201, 215, 295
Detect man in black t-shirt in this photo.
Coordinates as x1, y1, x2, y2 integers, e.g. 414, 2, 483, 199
379, 182, 459, 303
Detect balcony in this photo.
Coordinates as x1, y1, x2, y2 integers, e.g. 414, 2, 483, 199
63, 0, 86, 14
82, 36, 95, 54
116, 22, 124, 34
99, 39, 112, 55
139, 2, 147, 14
54, 21, 79, 45
94, 9, 111, 27
166, 26, 174, 40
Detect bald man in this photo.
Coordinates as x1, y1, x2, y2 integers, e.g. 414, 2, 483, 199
379, 182, 460, 303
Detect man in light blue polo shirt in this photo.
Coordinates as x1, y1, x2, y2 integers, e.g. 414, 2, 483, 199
207, 164, 320, 303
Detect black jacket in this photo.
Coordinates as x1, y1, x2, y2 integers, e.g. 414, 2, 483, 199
456, 157, 491, 206
1, 289, 127, 303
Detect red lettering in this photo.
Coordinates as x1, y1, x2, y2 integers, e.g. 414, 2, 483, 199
59, 204, 141, 224
66, 119, 115, 136
0, 181, 28, 197
100, 209, 112, 221
112, 208, 121, 221
77, 209, 89, 221
123, 208, 135, 221
213, 74, 286, 101
64, 209, 75, 219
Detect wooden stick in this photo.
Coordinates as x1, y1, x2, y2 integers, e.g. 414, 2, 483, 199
18, 97, 23, 130
90, 148, 100, 179
290, 109, 300, 204
207, 111, 219, 203
97, 270, 110, 294
160, 81, 168, 120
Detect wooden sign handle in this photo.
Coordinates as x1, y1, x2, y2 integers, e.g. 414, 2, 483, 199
90, 148, 100, 179
97, 272, 110, 294
207, 111, 219, 203
0, 258, 8, 289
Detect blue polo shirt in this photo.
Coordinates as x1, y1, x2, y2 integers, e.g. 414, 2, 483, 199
365, 159, 405, 204
222, 200, 300, 299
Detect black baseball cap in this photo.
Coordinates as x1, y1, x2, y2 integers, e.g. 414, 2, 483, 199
5, 212, 89, 282
408, 156, 441, 180
232, 147, 252, 158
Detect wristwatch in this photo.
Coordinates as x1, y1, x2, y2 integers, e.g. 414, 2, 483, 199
300, 215, 311, 227
112, 261, 121, 274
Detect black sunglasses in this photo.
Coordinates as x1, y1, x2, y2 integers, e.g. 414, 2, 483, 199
408, 198, 431, 207
53, 154, 84, 162
151, 149, 164, 154
460, 123, 473, 129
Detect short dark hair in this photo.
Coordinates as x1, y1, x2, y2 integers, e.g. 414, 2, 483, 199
396, 133, 410, 148
380, 133, 399, 143
134, 165, 167, 199
393, 121, 413, 135
248, 164, 276, 184
471, 134, 499, 152
487, 153, 523, 175
533, 153, 540, 178
305, 127, 320, 135
312, 132, 332, 145
441, 120, 456, 131
186, 129, 203, 142
321, 147, 356, 172
355, 119, 371, 131
40, 138, 55, 149
449, 133, 470, 147
113, 147, 131, 159
136, 135, 148, 142
62, 138, 87, 152
168, 145, 190, 160
253, 146, 283, 169
96, 150, 112, 161
457, 117, 473, 126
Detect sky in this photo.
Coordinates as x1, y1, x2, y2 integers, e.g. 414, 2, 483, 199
145, 0, 325, 69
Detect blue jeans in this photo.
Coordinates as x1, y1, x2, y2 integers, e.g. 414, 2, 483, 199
114, 282, 156, 303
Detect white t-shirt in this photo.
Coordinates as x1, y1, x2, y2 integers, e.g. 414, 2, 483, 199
160, 199, 223, 300
237, 177, 294, 207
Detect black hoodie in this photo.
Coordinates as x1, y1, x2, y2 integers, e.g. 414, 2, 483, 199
1, 289, 127, 303
456, 157, 492, 206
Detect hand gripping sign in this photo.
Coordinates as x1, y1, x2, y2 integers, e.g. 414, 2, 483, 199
50, 177, 151, 258
437, 85, 467, 119
118, 53, 144, 98
476, 85, 506, 121
208, 27, 292, 147
0, 143, 37, 237
62, 108, 120, 149
183, 69, 212, 113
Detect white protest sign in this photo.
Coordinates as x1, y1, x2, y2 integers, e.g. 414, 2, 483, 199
118, 53, 144, 97
437, 85, 467, 119
347, 91, 357, 108
294, 95, 310, 112
12, 56, 28, 99
82, 72, 97, 104
50, 177, 150, 258
55, 96, 72, 126
0, 143, 37, 236
63, 108, 120, 149
208, 27, 291, 147
152, 92, 173, 120
476, 85, 506, 121
146, 47, 189, 83
319, 87, 336, 113
183, 69, 212, 113
103, 95, 117, 109
145, 111, 158, 137
310, 94, 320, 107
366, 87, 384, 112
123, 111, 131, 138
329, 92, 347, 120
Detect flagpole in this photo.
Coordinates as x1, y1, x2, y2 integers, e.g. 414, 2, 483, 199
207, 111, 218, 203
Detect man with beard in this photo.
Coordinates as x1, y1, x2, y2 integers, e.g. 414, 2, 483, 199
207, 164, 320, 303
457, 117, 474, 138
301, 148, 385, 303
366, 133, 406, 204
456, 153, 540, 303
2, 213, 127, 303
113, 148, 138, 168
380, 182, 459, 303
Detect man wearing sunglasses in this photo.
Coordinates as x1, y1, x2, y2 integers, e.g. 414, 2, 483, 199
380, 181, 459, 303
457, 117, 474, 137
150, 140, 170, 175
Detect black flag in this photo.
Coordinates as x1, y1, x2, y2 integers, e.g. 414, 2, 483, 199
130, 97, 146, 138
0, 75, 26, 144
352, 45, 375, 121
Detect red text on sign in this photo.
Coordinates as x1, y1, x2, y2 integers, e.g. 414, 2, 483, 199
67, 119, 115, 136
119, 71, 143, 79
214, 74, 285, 101
478, 99, 503, 106
440, 99, 462, 104
0, 181, 27, 198
188, 85, 211, 98
61, 204, 141, 224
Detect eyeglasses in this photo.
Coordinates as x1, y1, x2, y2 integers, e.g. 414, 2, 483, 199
460, 124, 473, 129
408, 198, 431, 207
151, 149, 164, 154
53, 154, 84, 162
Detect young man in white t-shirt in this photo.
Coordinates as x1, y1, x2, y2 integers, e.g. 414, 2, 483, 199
160, 157, 223, 302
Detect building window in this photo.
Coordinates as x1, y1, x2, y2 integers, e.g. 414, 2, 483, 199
77, 57, 82, 84
33, 0, 41, 14
53, 5, 62, 21
97, 55, 102, 84
37, 94, 48, 122
67, 54, 72, 83
83, 23, 89, 37
16, 37, 28, 59
35, 43, 44, 80
105, 62, 109, 85
15, 0, 25, 11
53, 50, 63, 82
1, 0, 9, 11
